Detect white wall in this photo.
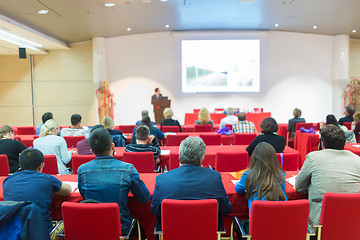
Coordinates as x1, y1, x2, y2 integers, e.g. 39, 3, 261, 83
106, 31, 334, 125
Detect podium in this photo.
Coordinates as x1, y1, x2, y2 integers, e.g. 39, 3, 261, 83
151, 98, 171, 124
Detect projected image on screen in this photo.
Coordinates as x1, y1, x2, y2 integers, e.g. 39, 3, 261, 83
181, 40, 260, 93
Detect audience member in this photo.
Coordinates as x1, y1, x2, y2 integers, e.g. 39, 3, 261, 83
295, 125, 360, 225
131, 116, 164, 145
288, 108, 305, 139
135, 109, 156, 127
235, 142, 287, 235
76, 124, 104, 155
219, 107, 238, 129
0, 125, 26, 173
321, 114, 356, 143
125, 125, 161, 168
151, 87, 163, 99
232, 112, 257, 133
339, 105, 355, 125
246, 117, 285, 155
36, 112, 53, 136
195, 108, 213, 127
160, 107, 182, 132
34, 119, 73, 174
61, 114, 89, 138
3, 148, 71, 233
78, 128, 150, 235
103, 116, 126, 147
151, 136, 231, 231
352, 112, 360, 141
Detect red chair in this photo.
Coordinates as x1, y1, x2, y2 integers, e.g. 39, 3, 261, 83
160, 199, 220, 240
234, 133, 257, 145
63, 136, 85, 148
195, 124, 213, 132
199, 134, 221, 145
169, 152, 180, 170
61, 202, 135, 239
313, 193, 360, 240
214, 108, 224, 112
236, 199, 310, 240
118, 125, 136, 133
123, 152, 154, 173
343, 122, 352, 130
161, 125, 180, 132
166, 134, 189, 146
295, 122, 314, 131
0, 154, 10, 176
20, 135, 39, 148
14, 136, 21, 141
17, 126, 36, 135
215, 152, 248, 172
42, 155, 58, 175
276, 153, 299, 171
193, 109, 200, 114
225, 124, 233, 130
72, 155, 96, 174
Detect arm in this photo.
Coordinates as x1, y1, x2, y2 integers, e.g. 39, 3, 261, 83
54, 182, 72, 197
156, 128, 165, 140
295, 155, 312, 193
58, 137, 71, 164
177, 121, 182, 132
130, 167, 151, 203
151, 176, 162, 216
235, 171, 249, 194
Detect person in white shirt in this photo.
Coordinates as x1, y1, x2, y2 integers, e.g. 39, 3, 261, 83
220, 107, 238, 129
60, 114, 89, 138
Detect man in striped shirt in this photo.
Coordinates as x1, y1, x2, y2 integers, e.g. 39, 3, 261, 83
232, 112, 257, 133
125, 125, 161, 168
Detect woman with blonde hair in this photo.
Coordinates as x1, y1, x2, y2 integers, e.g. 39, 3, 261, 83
160, 107, 182, 132
33, 119, 72, 174
195, 108, 213, 127
102, 116, 126, 147
0, 125, 26, 173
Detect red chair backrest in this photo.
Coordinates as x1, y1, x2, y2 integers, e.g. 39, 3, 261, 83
169, 152, 180, 170
215, 152, 248, 172
0, 154, 10, 176
319, 193, 360, 240
166, 134, 189, 146
63, 136, 85, 148
295, 123, 314, 131
62, 202, 121, 239
14, 136, 21, 141
161, 199, 218, 240
276, 153, 299, 171
234, 133, 257, 145
199, 134, 222, 146
162, 125, 180, 133
123, 152, 154, 173
17, 126, 36, 135
343, 122, 352, 130
195, 124, 213, 132
249, 200, 309, 240
118, 125, 135, 133
225, 124, 233, 130
210, 113, 226, 124
193, 109, 200, 114
42, 155, 59, 175
72, 155, 96, 174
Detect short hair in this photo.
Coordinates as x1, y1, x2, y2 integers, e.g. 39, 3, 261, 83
0, 125, 14, 139
90, 124, 104, 133
293, 108, 302, 118
238, 112, 246, 121
19, 148, 44, 171
179, 137, 206, 166
136, 125, 150, 141
226, 108, 235, 116
41, 112, 53, 124
346, 105, 355, 116
102, 116, 114, 129
89, 128, 113, 156
325, 114, 338, 126
141, 110, 149, 118
71, 114, 82, 126
163, 107, 173, 119
40, 119, 59, 137
155, 88, 159, 93
321, 124, 346, 150
260, 117, 279, 133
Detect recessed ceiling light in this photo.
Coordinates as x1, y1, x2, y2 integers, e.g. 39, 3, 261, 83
160, 0, 168, 2
165, 24, 170, 28
313, 25, 317, 29
38, 9, 48, 14
274, 24, 279, 27
352, 29, 357, 33
105, 3, 115, 7
127, 28, 132, 31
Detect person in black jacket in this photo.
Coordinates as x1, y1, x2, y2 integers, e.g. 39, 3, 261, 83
160, 107, 182, 132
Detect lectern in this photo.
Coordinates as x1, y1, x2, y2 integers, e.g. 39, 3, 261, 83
151, 98, 171, 124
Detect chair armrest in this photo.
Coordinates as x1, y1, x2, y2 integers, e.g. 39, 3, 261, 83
234, 217, 252, 240
154, 225, 163, 240
308, 217, 322, 240
120, 218, 137, 239
208, 165, 213, 169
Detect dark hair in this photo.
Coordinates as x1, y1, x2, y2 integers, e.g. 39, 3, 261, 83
90, 124, 104, 133
19, 148, 44, 171
141, 116, 154, 131
41, 112, 53, 124
260, 117, 278, 133
71, 114, 82, 126
321, 124, 346, 150
155, 88, 159, 93
346, 105, 355, 116
89, 128, 113, 156
136, 125, 150, 140
246, 142, 286, 201
238, 112, 246, 121
325, 114, 339, 126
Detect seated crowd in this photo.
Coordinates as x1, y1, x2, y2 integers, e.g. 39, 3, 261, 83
1, 106, 360, 239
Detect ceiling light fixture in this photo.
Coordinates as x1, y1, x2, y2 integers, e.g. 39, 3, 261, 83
274, 24, 279, 27
104, 3, 115, 7
38, 10, 48, 14
165, 24, 170, 28
352, 29, 357, 33
0, 30, 43, 48
313, 25, 317, 29
160, 0, 168, 2
127, 28, 131, 31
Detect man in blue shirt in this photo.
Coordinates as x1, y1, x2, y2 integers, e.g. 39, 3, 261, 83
3, 148, 72, 233
77, 128, 151, 235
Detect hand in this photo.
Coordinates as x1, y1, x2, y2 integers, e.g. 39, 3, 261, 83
156, 158, 160, 164
149, 135, 155, 143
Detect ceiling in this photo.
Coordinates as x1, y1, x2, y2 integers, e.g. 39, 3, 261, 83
0, 0, 359, 55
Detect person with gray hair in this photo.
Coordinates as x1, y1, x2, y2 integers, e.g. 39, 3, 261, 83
135, 109, 157, 127
151, 136, 232, 232
220, 107, 238, 129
